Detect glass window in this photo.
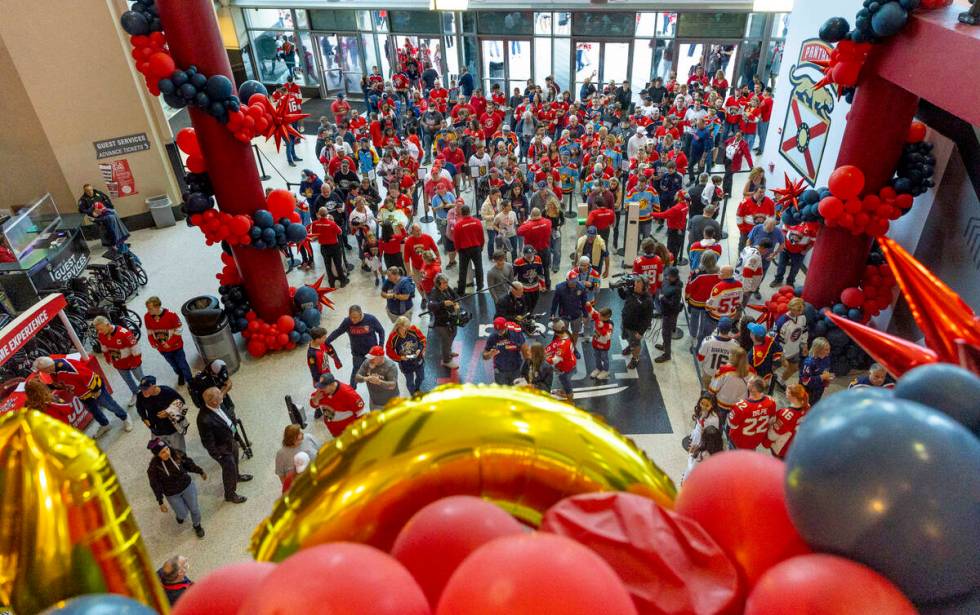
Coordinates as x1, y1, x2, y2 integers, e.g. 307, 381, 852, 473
374, 11, 388, 32
442, 12, 456, 34
482, 40, 505, 95
553, 37, 571, 94
677, 13, 748, 39
535, 37, 552, 87
462, 36, 479, 81
746, 13, 767, 38
251, 31, 290, 83
631, 40, 653, 101
572, 13, 636, 37
771, 13, 790, 39
309, 10, 357, 32
314, 34, 343, 92
738, 40, 763, 88
657, 13, 677, 37
378, 34, 391, 78
245, 8, 293, 30
338, 35, 363, 94
652, 39, 673, 80
444, 35, 459, 83
509, 40, 532, 94
296, 33, 319, 87
363, 33, 380, 77
390, 10, 442, 34
604, 43, 630, 86
478, 12, 533, 36
765, 41, 784, 90
296, 10, 309, 29
554, 12, 571, 36
462, 13, 477, 33
535, 12, 552, 36
575, 42, 599, 93
357, 10, 372, 32
636, 13, 656, 38
241, 42, 256, 81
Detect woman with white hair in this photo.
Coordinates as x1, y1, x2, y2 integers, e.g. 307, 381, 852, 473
93, 315, 143, 406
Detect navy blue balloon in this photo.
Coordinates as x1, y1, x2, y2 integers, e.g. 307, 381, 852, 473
301, 306, 322, 327
261, 228, 277, 243
226, 98, 241, 112
253, 209, 274, 228
194, 92, 210, 107
163, 94, 186, 108
812, 321, 828, 337
285, 223, 307, 243
832, 303, 848, 316
190, 72, 208, 89
819, 16, 851, 43
871, 2, 908, 37
801, 189, 821, 204
288, 330, 301, 343
272, 223, 285, 234
249, 226, 262, 240
294, 319, 308, 333
179, 83, 197, 99
893, 177, 912, 194
894, 364, 980, 434
786, 392, 980, 603
847, 307, 863, 321
918, 589, 980, 615
158, 78, 175, 94
300, 333, 313, 344
120, 10, 150, 35
39, 593, 158, 614
252, 240, 266, 249
172, 71, 189, 87
186, 193, 212, 213
793, 285, 805, 297
206, 74, 234, 100
826, 327, 850, 348
293, 285, 318, 308
236, 318, 249, 330
209, 101, 227, 117
238, 80, 269, 102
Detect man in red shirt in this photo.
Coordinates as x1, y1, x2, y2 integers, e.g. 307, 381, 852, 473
650, 193, 689, 266
479, 103, 504, 141
451, 205, 485, 295
735, 187, 775, 252
93, 315, 143, 406
403, 223, 440, 282
330, 93, 351, 125
756, 87, 774, 153
469, 90, 487, 118
144, 296, 192, 385
310, 374, 367, 437
632, 237, 665, 296
586, 203, 616, 244
34, 354, 131, 437
309, 207, 349, 287
517, 208, 553, 277
728, 377, 777, 449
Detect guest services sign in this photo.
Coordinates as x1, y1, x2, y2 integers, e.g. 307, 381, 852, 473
93, 133, 150, 159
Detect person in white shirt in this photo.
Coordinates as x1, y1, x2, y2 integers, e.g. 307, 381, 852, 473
638, 99, 659, 118
697, 317, 742, 388
626, 128, 649, 160
774, 297, 809, 384
737, 238, 773, 305
708, 347, 754, 413
468, 144, 492, 180
493, 200, 519, 256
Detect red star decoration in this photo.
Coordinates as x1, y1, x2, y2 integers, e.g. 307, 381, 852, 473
309, 274, 337, 311
266, 96, 310, 152
771, 172, 806, 213
826, 237, 980, 377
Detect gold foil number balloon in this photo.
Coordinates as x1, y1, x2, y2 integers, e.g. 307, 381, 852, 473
0, 410, 169, 614
251, 385, 676, 562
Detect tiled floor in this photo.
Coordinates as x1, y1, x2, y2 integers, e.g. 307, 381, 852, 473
91, 131, 783, 576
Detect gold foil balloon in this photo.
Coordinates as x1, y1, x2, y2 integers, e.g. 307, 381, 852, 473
0, 410, 170, 614
251, 384, 676, 562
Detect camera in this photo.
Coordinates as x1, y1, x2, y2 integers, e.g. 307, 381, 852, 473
448, 309, 473, 327
610, 273, 644, 299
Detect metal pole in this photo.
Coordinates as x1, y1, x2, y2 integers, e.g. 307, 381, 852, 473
254, 143, 272, 181
57, 310, 89, 361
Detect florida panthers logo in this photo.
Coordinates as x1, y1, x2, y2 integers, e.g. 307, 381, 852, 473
780, 39, 836, 185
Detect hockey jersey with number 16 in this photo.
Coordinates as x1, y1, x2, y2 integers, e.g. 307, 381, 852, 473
705, 278, 743, 320
737, 246, 765, 293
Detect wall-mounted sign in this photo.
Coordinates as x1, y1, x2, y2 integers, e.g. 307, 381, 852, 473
99, 159, 138, 198
93, 133, 150, 159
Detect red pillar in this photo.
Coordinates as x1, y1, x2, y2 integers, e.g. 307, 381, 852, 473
802, 71, 919, 308
156, 0, 291, 322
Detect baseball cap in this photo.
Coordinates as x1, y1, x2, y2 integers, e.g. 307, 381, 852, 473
301, 169, 313, 178
747, 322, 767, 338
139, 375, 157, 391
315, 373, 337, 389
210, 359, 226, 374
147, 438, 167, 455
493, 317, 508, 329
523, 245, 537, 255
586, 226, 597, 236
717, 317, 734, 334
368, 345, 385, 357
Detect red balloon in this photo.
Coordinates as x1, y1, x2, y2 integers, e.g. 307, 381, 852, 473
843, 198, 863, 215
175, 127, 201, 157
841, 287, 865, 308
267, 189, 296, 220
242, 543, 431, 615
674, 451, 810, 588
245, 310, 257, 321
172, 561, 275, 615
276, 332, 289, 346
247, 340, 267, 357
907, 120, 927, 143
147, 51, 175, 78
779, 285, 795, 295
276, 315, 296, 333
817, 196, 844, 220
541, 492, 742, 615
436, 533, 637, 615
186, 154, 207, 174
149, 31, 166, 47
745, 555, 917, 615
189, 214, 203, 226
392, 496, 525, 608
895, 193, 914, 209
828, 165, 865, 200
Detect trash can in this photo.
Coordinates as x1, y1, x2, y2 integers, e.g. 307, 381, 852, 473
147, 195, 176, 228
181, 295, 241, 373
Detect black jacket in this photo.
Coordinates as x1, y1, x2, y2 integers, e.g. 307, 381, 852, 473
622, 291, 655, 333
197, 404, 239, 459
77, 190, 115, 216
135, 386, 185, 436
428, 287, 460, 327
660, 278, 684, 316
147, 450, 204, 504
521, 359, 554, 392
495, 292, 529, 321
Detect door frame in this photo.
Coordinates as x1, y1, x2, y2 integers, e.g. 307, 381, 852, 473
570, 38, 634, 96
672, 38, 745, 92
476, 36, 534, 94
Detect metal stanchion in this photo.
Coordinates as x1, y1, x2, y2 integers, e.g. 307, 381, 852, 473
254, 143, 271, 181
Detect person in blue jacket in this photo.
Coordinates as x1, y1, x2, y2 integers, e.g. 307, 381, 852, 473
325, 305, 386, 386
550, 278, 589, 344
482, 317, 528, 385
298, 170, 322, 225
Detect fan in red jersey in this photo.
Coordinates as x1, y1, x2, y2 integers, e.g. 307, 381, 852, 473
767, 384, 811, 459
727, 377, 777, 450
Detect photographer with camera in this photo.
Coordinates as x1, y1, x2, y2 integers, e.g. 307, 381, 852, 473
136, 376, 188, 453
428, 273, 462, 370
495, 282, 529, 323
483, 317, 528, 385
618, 275, 656, 371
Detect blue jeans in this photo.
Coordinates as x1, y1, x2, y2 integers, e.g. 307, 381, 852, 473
557, 370, 573, 393
403, 365, 424, 395
757, 121, 769, 150
639, 220, 652, 239
285, 136, 298, 163
593, 347, 609, 372
117, 365, 145, 396
774, 251, 805, 286
83, 387, 129, 426
161, 349, 193, 382
744, 133, 756, 150
550, 233, 561, 272
166, 481, 202, 526
486, 229, 497, 261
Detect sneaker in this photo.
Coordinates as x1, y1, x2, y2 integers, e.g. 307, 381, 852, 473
450, 352, 459, 358
769, 280, 783, 288
655, 343, 665, 350
374, 278, 380, 287
237, 474, 253, 482
225, 494, 247, 504
294, 157, 304, 162
595, 371, 609, 380
589, 369, 599, 378
122, 418, 134, 432
176, 517, 185, 524
194, 525, 205, 538
654, 354, 671, 363
441, 360, 459, 369
627, 358, 639, 370
128, 395, 137, 407
361, 264, 370, 272
177, 375, 185, 386
94, 424, 112, 438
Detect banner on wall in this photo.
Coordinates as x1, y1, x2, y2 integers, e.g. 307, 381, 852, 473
99, 159, 138, 198
778, 38, 836, 185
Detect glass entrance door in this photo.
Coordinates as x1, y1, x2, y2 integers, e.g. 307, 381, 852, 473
314, 34, 364, 97
480, 39, 532, 95
677, 41, 739, 91
574, 41, 633, 99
